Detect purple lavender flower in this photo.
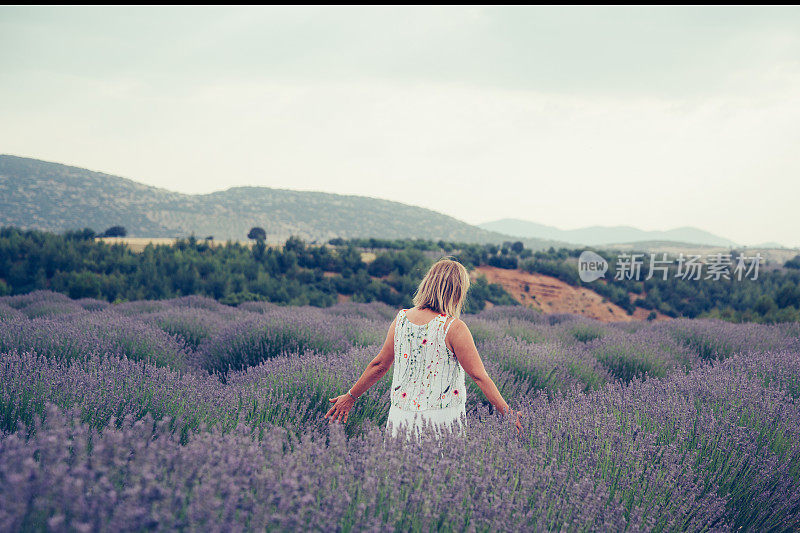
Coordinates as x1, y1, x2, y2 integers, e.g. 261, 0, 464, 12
0, 294, 797, 530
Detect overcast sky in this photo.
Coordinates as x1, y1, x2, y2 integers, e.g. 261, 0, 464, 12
2, 6, 799, 246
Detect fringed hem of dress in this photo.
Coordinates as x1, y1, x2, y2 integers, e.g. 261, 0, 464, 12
385, 404, 467, 440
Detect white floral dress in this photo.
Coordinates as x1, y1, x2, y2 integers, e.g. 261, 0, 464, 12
386, 309, 467, 440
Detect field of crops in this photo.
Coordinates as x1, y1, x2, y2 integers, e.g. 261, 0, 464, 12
1, 290, 799, 531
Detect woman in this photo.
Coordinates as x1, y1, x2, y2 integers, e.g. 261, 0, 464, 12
325, 258, 523, 439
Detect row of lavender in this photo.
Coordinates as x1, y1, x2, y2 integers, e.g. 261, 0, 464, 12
1, 290, 799, 530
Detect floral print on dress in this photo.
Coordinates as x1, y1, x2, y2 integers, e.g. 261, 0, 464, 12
389, 309, 466, 411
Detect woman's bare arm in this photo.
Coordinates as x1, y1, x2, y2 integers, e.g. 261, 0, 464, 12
348, 317, 395, 398
325, 318, 395, 423
447, 319, 511, 415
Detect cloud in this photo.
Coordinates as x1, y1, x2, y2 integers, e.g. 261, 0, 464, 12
1, 6, 800, 246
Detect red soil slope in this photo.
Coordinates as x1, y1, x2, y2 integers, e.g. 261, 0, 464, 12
473, 266, 669, 323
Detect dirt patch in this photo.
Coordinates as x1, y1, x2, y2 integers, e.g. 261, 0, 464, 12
96, 237, 282, 253
474, 266, 649, 323
631, 306, 671, 321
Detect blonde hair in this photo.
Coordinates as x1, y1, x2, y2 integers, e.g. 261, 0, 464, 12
413, 258, 471, 318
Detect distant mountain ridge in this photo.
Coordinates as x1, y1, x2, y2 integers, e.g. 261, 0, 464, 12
480, 218, 741, 248
0, 155, 561, 248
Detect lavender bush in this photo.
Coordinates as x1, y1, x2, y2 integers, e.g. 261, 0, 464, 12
0, 303, 25, 322
0, 291, 798, 531
0, 314, 191, 370
659, 318, 795, 361
1, 290, 74, 310
74, 297, 111, 312
477, 337, 610, 393
139, 307, 241, 351
198, 311, 355, 376
586, 329, 698, 382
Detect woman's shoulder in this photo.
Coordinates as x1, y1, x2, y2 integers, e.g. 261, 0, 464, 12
443, 317, 469, 353
449, 315, 465, 325
393, 307, 409, 324
444, 316, 468, 335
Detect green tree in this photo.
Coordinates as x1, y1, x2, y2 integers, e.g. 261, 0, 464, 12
102, 226, 127, 237
247, 227, 267, 241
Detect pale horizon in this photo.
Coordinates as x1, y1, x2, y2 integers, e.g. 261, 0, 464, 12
2, 6, 800, 246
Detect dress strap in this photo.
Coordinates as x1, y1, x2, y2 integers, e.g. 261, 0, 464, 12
394, 309, 404, 336
443, 314, 457, 339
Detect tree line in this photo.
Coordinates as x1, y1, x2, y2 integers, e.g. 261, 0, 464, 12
517, 248, 800, 323
0, 227, 517, 312
2, 226, 797, 322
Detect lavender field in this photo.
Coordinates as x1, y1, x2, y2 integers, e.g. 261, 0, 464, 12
0, 291, 799, 531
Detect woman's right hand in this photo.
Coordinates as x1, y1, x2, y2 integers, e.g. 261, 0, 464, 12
507, 407, 524, 436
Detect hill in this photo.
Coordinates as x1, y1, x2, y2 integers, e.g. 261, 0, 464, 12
480, 218, 740, 248
0, 155, 560, 248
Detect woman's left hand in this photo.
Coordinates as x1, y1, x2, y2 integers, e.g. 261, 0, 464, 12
325, 394, 355, 424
